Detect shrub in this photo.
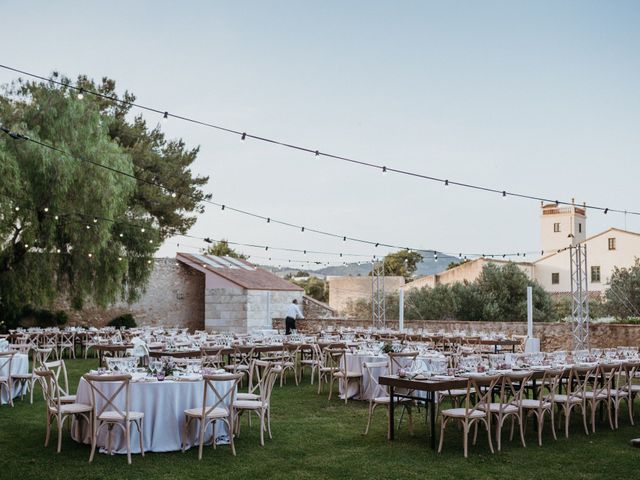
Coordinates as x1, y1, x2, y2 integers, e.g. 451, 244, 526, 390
19, 306, 68, 327
107, 314, 137, 328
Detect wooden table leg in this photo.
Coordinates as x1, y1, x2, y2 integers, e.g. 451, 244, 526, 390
388, 386, 395, 440
430, 392, 436, 450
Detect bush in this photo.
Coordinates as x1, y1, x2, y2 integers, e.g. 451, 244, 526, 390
107, 314, 137, 328
19, 306, 68, 327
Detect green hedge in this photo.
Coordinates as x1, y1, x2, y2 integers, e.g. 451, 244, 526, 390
107, 314, 137, 328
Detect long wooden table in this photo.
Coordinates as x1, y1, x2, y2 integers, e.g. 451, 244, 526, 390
380, 370, 550, 450
379, 375, 467, 450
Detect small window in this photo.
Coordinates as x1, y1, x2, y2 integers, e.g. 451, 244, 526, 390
551, 273, 560, 284
553, 223, 560, 233
578, 223, 582, 233
591, 266, 601, 283
608, 238, 616, 250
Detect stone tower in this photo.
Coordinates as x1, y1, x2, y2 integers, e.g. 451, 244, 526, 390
540, 200, 586, 254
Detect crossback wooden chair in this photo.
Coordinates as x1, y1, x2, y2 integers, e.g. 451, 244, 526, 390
58, 331, 76, 359
327, 348, 362, 404
223, 345, 256, 379
83, 373, 145, 464
439, 374, 501, 458
0, 351, 16, 406
580, 363, 617, 433
478, 371, 531, 451
362, 361, 413, 437
11, 347, 53, 404
552, 365, 591, 438
43, 359, 76, 404
299, 342, 322, 384
518, 368, 563, 446
182, 372, 243, 459
233, 365, 281, 446
274, 343, 301, 386
617, 361, 640, 426
387, 351, 418, 375
35, 369, 92, 453
201, 347, 224, 370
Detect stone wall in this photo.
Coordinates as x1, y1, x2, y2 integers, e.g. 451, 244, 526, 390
206, 288, 303, 333
272, 317, 640, 351
60, 258, 205, 331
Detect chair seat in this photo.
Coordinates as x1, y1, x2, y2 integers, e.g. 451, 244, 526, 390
333, 371, 362, 379
0, 376, 8, 382
373, 396, 391, 404
52, 402, 93, 415
98, 410, 144, 422
517, 399, 552, 409
234, 399, 268, 410
60, 395, 77, 404
579, 391, 608, 400
184, 406, 229, 419
552, 394, 582, 404
440, 388, 472, 396
478, 403, 519, 414
609, 388, 629, 398
11, 373, 33, 380
300, 360, 319, 365
236, 392, 260, 401
224, 365, 249, 372
441, 408, 486, 418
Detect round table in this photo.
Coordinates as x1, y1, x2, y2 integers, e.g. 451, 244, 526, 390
0, 352, 29, 404
72, 375, 234, 453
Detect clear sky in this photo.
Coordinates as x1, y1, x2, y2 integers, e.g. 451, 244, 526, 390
2, 0, 639, 269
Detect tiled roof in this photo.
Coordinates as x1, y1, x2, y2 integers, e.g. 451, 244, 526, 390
176, 253, 303, 291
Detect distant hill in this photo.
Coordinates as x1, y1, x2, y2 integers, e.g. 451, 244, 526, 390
261, 253, 460, 280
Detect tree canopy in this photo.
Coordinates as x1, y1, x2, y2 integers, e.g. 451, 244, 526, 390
604, 259, 640, 318
0, 73, 208, 325
374, 250, 423, 279
205, 240, 248, 260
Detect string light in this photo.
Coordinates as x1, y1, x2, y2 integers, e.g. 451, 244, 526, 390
4, 64, 635, 221
171, 192, 177, 198
163, 111, 168, 122
14, 206, 19, 211
77, 88, 84, 100
382, 166, 387, 175
44, 207, 49, 212
0, 126, 603, 258
444, 179, 449, 188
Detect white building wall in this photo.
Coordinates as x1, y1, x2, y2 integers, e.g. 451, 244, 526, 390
534, 229, 640, 293
540, 205, 586, 253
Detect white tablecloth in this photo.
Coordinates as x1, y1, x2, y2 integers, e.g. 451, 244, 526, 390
1, 353, 28, 404
339, 353, 447, 400
72, 376, 234, 453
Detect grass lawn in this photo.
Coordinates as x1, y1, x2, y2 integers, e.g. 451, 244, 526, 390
1, 358, 639, 480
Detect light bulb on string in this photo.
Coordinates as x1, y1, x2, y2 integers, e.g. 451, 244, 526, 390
77, 88, 84, 100
241, 132, 246, 141
118, 257, 122, 261
301, 227, 305, 233
44, 207, 49, 212
444, 179, 449, 188
14, 206, 19, 211
382, 166, 387, 175
119, 233, 124, 238
502, 191, 507, 199
93, 217, 98, 223
171, 192, 177, 198
54, 215, 59, 220
163, 111, 169, 122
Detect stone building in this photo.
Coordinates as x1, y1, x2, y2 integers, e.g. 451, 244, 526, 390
326, 275, 405, 314
64, 254, 304, 333
176, 253, 304, 333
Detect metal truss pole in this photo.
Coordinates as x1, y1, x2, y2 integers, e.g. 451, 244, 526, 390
371, 261, 386, 329
570, 244, 590, 350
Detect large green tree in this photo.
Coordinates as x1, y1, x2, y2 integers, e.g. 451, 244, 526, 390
604, 259, 640, 319
0, 73, 208, 324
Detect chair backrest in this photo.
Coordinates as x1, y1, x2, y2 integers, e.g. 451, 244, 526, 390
363, 361, 389, 400
231, 345, 256, 371
461, 374, 502, 416
535, 368, 564, 406
323, 348, 346, 373
593, 363, 619, 397
201, 347, 224, 369
34, 348, 53, 368
259, 365, 281, 404
566, 365, 594, 397
43, 359, 71, 396
387, 351, 418, 375
43, 333, 58, 350
245, 359, 271, 397
35, 368, 62, 411
59, 331, 75, 346
83, 373, 133, 421
621, 361, 640, 390
0, 351, 15, 376
202, 373, 242, 418
495, 371, 532, 411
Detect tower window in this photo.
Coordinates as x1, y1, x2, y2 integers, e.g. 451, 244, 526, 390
553, 223, 560, 233
591, 266, 601, 283
551, 272, 559, 284
578, 223, 582, 233
608, 238, 616, 250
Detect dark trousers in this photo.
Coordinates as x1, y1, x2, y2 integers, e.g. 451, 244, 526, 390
285, 316, 296, 335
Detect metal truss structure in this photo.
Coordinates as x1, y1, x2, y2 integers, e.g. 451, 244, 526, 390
371, 261, 386, 329
570, 244, 590, 350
